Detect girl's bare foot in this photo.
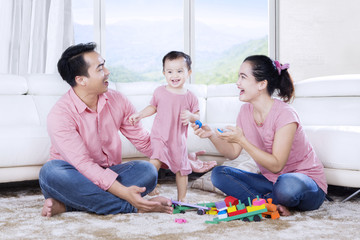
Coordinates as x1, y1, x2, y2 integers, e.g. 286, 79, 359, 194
277, 204, 291, 216
41, 198, 66, 217
138, 196, 173, 214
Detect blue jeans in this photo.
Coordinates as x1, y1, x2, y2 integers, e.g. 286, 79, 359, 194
39, 160, 158, 214
211, 166, 326, 211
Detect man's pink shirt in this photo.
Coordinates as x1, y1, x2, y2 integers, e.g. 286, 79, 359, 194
237, 99, 327, 193
47, 88, 152, 190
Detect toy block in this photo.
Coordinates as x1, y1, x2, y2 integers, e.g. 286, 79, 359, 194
215, 201, 227, 210
246, 204, 266, 213
227, 205, 237, 213
252, 196, 266, 206
218, 213, 228, 219
218, 209, 227, 215
228, 208, 247, 217
206, 207, 218, 215
236, 202, 246, 210
224, 196, 239, 207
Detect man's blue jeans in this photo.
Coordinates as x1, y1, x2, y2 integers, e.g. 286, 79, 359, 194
39, 160, 158, 214
211, 166, 326, 211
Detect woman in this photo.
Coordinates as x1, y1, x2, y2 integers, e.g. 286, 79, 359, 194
192, 55, 327, 216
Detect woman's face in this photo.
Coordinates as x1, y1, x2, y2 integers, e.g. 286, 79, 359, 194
236, 61, 261, 102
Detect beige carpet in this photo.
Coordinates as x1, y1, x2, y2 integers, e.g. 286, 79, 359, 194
0, 180, 359, 240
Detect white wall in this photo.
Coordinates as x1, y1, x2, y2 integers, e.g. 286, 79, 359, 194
278, 0, 360, 81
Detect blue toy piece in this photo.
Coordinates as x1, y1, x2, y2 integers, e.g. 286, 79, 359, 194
217, 128, 223, 133
195, 120, 202, 128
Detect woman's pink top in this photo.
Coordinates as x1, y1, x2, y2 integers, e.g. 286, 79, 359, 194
236, 99, 327, 193
150, 86, 199, 175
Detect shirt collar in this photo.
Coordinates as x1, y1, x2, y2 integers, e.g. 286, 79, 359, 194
69, 88, 109, 114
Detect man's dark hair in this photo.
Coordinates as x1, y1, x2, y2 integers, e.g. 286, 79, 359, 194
162, 51, 192, 71
57, 42, 97, 87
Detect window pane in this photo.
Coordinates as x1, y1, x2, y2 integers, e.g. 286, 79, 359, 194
105, 0, 183, 82
72, 0, 95, 44
194, 0, 269, 84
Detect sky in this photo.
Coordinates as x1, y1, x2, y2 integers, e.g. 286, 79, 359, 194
72, 0, 268, 26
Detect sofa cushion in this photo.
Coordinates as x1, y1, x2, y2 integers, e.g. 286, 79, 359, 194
0, 96, 40, 126
295, 74, 360, 97
292, 97, 360, 126
0, 126, 50, 167
26, 74, 70, 96
0, 74, 28, 95
305, 126, 360, 171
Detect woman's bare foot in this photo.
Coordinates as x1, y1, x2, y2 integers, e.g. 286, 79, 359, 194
138, 196, 173, 214
277, 204, 291, 216
148, 184, 160, 196
41, 198, 66, 217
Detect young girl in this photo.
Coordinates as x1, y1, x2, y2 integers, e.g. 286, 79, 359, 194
129, 51, 200, 201
192, 55, 327, 216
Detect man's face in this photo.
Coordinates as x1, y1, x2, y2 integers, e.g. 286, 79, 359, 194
81, 51, 110, 95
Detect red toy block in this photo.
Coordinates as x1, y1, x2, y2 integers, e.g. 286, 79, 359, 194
228, 208, 247, 217
224, 196, 239, 207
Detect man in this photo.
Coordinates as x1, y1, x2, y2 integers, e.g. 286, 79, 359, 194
39, 42, 173, 216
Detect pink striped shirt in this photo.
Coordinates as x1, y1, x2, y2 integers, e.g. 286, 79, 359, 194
47, 88, 152, 190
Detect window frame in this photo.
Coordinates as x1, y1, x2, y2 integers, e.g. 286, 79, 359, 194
91, 0, 277, 83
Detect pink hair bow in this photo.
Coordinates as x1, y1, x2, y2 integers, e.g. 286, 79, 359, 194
274, 60, 290, 75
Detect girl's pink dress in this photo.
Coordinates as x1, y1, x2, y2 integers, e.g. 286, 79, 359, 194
150, 86, 199, 175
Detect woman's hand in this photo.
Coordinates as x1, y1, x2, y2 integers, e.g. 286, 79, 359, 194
191, 122, 214, 139
217, 126, 245, 145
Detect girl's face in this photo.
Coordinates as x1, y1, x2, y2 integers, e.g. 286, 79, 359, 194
163, 57, 191, 91
236, 61, 263, 102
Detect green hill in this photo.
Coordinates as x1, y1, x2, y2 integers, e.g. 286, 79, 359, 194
195, 36, 268, 84
109, 36, 268, 84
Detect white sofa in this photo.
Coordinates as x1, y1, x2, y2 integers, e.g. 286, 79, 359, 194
1, 73, 360, 199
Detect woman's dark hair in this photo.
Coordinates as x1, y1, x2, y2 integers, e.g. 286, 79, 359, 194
57, 42, 97, 87
162, 51, 192, 71
243, 55, 294, 103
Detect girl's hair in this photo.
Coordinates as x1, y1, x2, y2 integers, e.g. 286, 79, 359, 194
162, 51, 192, 71
243, 55, 294, 103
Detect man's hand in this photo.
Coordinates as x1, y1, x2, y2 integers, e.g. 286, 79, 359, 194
108, 182, 173, 214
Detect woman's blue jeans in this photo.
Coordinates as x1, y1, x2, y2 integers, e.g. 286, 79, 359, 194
211, 166, 326, 211
39, 160, 158, 214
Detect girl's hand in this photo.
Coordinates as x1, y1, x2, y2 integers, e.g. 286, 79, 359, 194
129, 113, 141, 125
217, 126, 245, 145
191, 122, 214, 139
180, 110, 192, 125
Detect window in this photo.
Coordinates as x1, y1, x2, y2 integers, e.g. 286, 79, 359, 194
105, 0, 183, 83
72, 0, 269, 84
72, 0, 95, 44
194, 0, 269, 84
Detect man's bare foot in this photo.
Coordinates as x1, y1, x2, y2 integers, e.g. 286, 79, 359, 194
41, 198, 66, 217
148, 184, 160, 196
138, 196, 173, 214
277, 204, 291, 216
